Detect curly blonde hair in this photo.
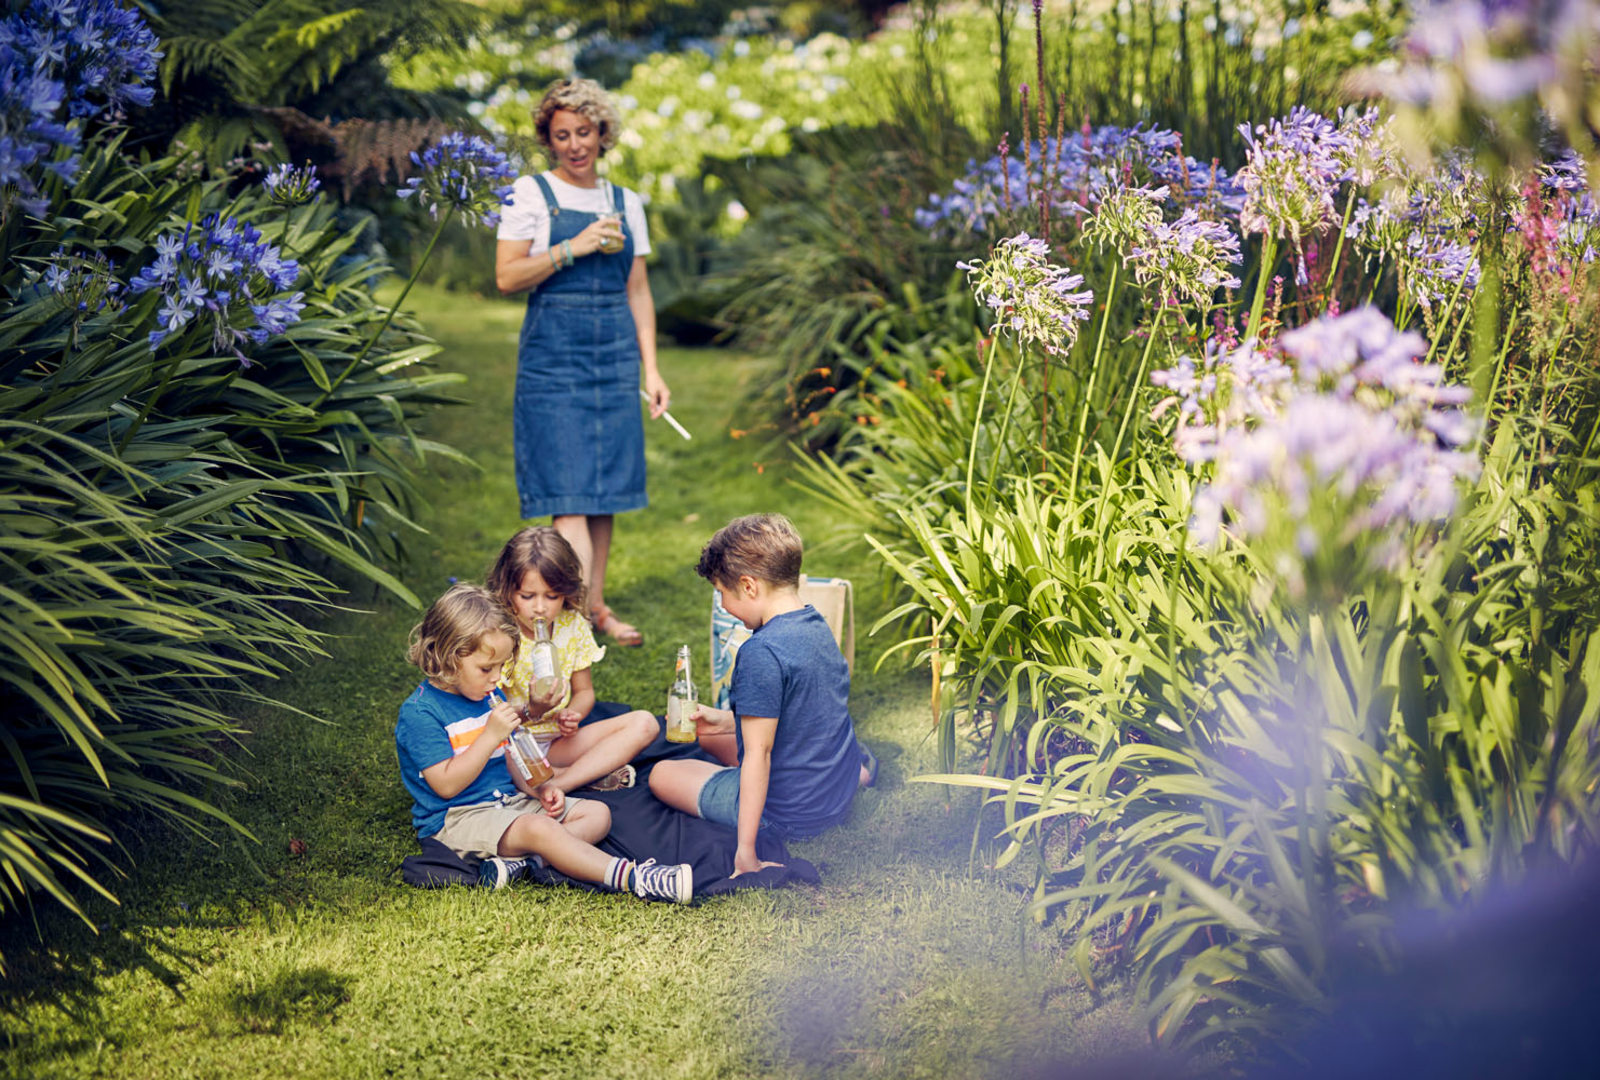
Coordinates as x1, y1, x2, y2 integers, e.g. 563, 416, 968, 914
406, 583, 520, 686
532, 78, 621, 161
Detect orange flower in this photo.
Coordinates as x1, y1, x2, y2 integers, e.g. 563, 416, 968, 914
753, 462, 765, 474
730, 428, 747, 439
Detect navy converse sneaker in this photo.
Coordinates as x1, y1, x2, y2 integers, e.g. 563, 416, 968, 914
632, 858, 693, 904
477, 855, 531, 890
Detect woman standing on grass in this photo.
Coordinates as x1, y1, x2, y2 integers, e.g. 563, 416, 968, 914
494, 77, 666, 648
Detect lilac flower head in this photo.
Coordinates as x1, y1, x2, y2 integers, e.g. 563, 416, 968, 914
1236, 107, 1353, 242
959, 233, 1094, 357
396, 132, 517, 228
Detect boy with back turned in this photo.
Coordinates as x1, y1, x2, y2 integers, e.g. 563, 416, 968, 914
649, 514, 873, 875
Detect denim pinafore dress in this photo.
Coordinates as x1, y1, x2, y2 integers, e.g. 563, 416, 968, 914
513, 175, 647, 518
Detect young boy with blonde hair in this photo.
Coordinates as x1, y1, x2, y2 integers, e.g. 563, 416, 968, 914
649, 514, 871, 876
396, 583, 691, 900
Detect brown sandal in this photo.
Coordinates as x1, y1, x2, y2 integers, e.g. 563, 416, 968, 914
591, 604, 643, 647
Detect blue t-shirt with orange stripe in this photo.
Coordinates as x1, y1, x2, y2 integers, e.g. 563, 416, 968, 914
395, 680, 516, 837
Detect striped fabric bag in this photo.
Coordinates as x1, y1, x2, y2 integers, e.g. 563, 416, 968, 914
708, 575, 855, 709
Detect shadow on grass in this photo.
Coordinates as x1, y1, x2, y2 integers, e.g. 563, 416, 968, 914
226, 964, 353, 1034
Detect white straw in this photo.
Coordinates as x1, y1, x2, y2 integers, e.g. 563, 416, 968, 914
640, 388, 692, 440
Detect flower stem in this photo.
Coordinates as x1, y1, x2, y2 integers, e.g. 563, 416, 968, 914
1244, 233, 1278, 343
1068, 260, 1119, 504
1322, 188, 1356, 301
1109, 304, 1164, 465
313, 209, 452, 407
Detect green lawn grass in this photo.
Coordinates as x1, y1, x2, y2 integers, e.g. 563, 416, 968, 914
1, 284, 1149, 1079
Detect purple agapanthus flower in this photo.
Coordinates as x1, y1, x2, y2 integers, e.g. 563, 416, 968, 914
1236, 107, 1354, 242
0, 0, 161, 215
396, 132, 517, 228
131, 213, 304, 358
262, 162, 321, 207
959, 232, 1094, 357
1170, 308, 1479, 556
1127, 208, 1244, 306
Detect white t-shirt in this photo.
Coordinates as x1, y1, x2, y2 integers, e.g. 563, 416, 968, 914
497, 172, 651, 258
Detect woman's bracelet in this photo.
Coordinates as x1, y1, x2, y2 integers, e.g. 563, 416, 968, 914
547, 240, 577, 272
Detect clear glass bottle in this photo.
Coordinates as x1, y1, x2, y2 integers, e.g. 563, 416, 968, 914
528, 618, 560, 697
510, 729, 555, 785
523, 618, 562, 738
664, 644, 697, 743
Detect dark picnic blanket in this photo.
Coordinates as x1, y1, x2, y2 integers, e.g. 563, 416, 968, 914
399, 702, 820, 898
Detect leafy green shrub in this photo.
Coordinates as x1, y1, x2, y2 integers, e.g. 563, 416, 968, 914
793, 3, 1600, 1050
0, 3, 475, 946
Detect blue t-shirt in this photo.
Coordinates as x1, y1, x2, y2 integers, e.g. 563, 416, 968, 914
729, 605, 858, 837
395, 681, 516, 838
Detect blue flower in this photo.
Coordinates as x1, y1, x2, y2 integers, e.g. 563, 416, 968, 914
396, 132, 518, 229
1, 0, 161, 215
261, 162, 321, 207
136, 214, 304, 357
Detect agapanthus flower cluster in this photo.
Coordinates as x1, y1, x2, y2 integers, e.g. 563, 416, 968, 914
0, 0, 160, 215
26, 247, 124, 319
1169, 308, 1479, 558
129, 214, 304, 357
1081, 183, 1167, 258
1126, 208, 1244, 307
1362, 0, 1570, 111
958, 232, 1094, 357
396, 132, 517, 228
1236, 107, 1354, 245
1538, 151, 1600, 266
914, 124, 1243, 236
261, 162, 321, 207
1345, 154, 1487, 311
1152, 338, 1293, 462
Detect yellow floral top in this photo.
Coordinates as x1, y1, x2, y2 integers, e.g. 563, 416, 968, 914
498, 607, 606, 736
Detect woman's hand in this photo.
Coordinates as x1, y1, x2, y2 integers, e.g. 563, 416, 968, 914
572, 217, 624, 259
643, 368, 670, 419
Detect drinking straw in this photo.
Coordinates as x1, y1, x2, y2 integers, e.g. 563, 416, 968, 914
640, 388, 692, 440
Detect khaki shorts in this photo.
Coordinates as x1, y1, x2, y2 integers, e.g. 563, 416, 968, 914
433, 793, 577, 859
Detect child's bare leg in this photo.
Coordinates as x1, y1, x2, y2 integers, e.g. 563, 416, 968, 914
648, 758, 726, 817
497, 804, 614, 882
545, 709, 656, 791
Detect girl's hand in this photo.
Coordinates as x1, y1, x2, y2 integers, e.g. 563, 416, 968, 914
537, 783, 565, 818
573, 217, 623, 258
552, 709, 582, 738
526, 678, 566, 718
643, 369, 670, 419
